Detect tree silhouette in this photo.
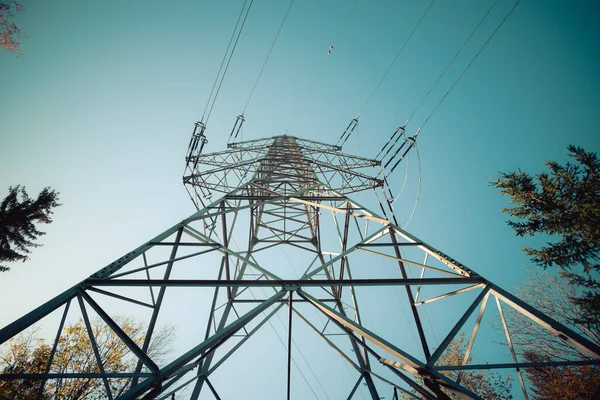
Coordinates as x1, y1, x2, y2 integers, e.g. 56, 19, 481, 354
0, 1, 23, 52
402, 334, 513, 399
491, 145, 600, 328
0, 186, 60, 272
500, 272, 599, 399
0, 317, 175, 399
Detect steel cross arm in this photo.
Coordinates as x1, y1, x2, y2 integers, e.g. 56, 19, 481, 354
194, 149, 249, 164
228, 137, 275, 149
197, 145, 268, 161
184, 158, 259, 180
306, 157, 383, 185
301, 146, 380, 166
118, 290, 286, 400
290, 136, 342, 152
83, 277, 484, 288
184, 158, 261, 185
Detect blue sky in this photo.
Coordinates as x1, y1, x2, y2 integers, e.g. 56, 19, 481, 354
1, 0, 599, 398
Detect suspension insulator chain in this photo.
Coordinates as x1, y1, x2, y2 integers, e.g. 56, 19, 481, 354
337, 118, 359, 147
376, 125, 405, 160
228, 114, 246, 143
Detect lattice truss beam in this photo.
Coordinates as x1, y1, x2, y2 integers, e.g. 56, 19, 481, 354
1, 137, 598, 399
183, 135, 382, 209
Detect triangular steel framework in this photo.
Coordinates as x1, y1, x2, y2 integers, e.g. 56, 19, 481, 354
1, 135, 598, 399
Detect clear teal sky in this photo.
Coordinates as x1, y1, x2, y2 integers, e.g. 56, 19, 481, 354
1, 0, 599, 398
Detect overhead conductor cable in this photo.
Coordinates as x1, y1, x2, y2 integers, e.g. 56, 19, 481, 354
229, 0, 295, 143
243, 0, 296, 114
405, 0, 500, 125
185, 0, 252, 208
204, 0, 254, 126
418, 0, 522, 132
379, 0, 513, 228
339, 0, 435, 148
389, 0, 521, 227
358, 0, 436, 116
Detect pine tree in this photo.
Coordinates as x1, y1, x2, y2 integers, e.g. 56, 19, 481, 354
491, 145, 600, 328
0, 186, 60, 272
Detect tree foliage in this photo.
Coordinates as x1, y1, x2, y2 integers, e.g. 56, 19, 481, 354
0, 186, 60, 272
0, 317, 174, 399
403, 334, 513, 399
491, 145, 600, 328
0, 1, 23, 52
500, 272, 599, 399
523, 350, 598, 400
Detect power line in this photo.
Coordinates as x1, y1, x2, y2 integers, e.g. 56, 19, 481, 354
243, 0, 296, 114
403, 142, 421, 229
201, 0, 250, 122
358, 0, 436, 116
392, 155, 410, 204
405, 0, 500, 125
418, 0, 522, 132
205, 0, 254, 125
376, 0, 514, 233
338, 0, 435, 149
287, 0, 360, 133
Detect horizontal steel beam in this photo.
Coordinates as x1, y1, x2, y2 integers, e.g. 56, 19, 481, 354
0, 372, 153, 380
84, 277, 485, 288
225, 195, 345, 201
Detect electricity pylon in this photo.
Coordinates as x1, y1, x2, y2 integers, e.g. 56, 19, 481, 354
1, 134, 598, 399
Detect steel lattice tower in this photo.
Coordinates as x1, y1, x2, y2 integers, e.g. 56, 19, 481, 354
1, 134, 598, 399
